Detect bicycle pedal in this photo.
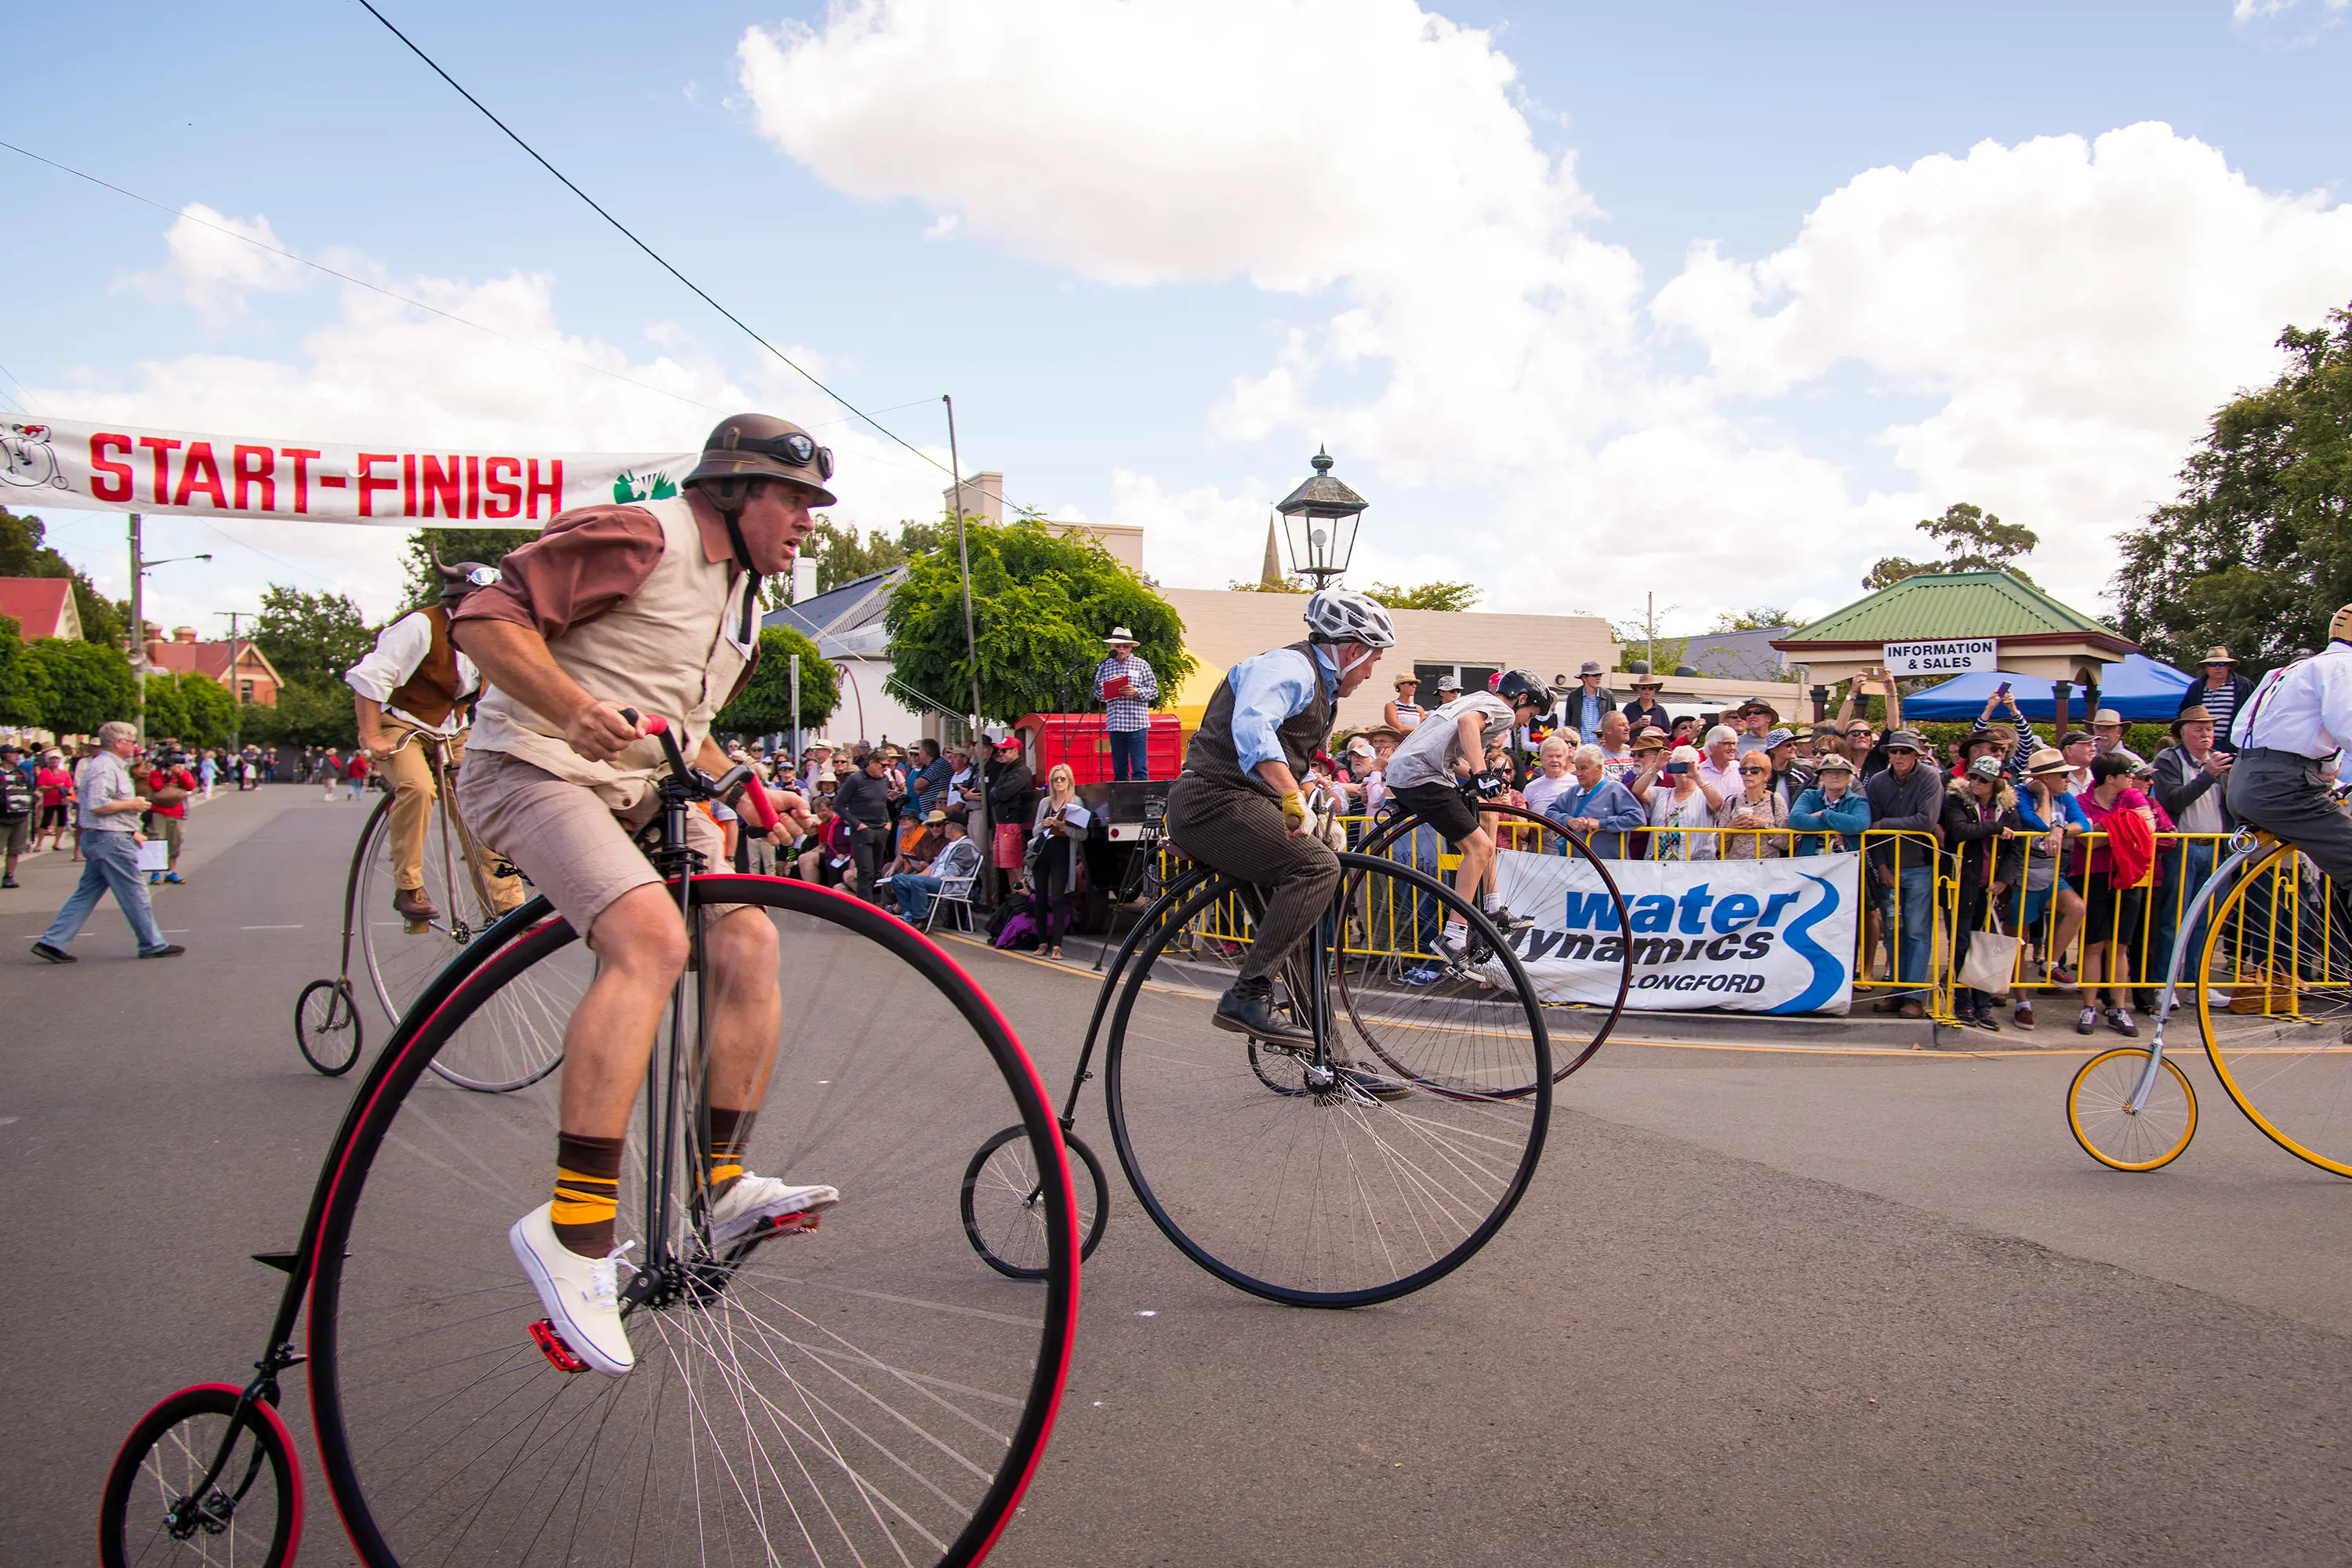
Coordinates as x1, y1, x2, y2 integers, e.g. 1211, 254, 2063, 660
747, 1211, 821, 1240
403, 919, 430, 936
528, 1319, 588, 1374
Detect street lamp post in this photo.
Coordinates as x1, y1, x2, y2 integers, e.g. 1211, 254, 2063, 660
125, 510, 212, 744
1274, 447, 1367, 589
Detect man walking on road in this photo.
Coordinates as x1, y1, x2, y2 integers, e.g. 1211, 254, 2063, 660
29, 721, 184, 964
1095, 626, 1160, 781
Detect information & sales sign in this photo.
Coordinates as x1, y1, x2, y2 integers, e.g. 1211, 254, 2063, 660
1882, 638, 1997, 675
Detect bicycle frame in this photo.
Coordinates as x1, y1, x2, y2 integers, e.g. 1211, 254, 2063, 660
2128, 828, 2274, 1112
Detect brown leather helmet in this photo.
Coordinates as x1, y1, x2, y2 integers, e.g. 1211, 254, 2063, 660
685, 413, 838, 507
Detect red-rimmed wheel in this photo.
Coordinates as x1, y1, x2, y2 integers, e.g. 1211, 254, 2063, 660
99, 1381, 300, 1568
307, 875, 1078, 1567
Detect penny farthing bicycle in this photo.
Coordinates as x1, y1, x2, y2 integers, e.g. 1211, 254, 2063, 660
292, 730, 573, 1093
2068, 803, 2352, 1177
961, 797, 1632, 1307
104, 716, 1081, 1568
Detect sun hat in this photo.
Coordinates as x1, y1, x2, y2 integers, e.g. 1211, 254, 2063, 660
1103, 626, 1140, 646
1345, 735, 1376, 757
1578, 659, 1606, 677
2201, 646, 2235, 664
1632, 728, 1668, 751
1966, 755, 2004, 782
2027, 747, 2071, 777
2092, 707, 2126, 727
1632, 672, 1664, 688
1884, 729, 1929, 753
923, 808, 949, 825
2170, 704, 2216, 735
1393, 672, 1419, 687
1763, 728, 1795, 750
1814, 752, 1857, 775
1435, 673, 1461, 692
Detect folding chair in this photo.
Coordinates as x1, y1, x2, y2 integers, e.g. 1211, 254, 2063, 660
924, 872, 979, 935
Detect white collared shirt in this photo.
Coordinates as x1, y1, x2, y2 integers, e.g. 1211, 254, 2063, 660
2234, 642, 2352, 762
343, 609, 481, 737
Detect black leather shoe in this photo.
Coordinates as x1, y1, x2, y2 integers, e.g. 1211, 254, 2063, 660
138, 943, 187, 959
1212, 984, 1312, 1044
30, 941, 74, 964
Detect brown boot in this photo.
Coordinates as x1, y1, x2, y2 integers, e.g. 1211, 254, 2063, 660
394, 886, 441, 923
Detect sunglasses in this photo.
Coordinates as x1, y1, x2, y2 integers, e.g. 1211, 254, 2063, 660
1739, 765, 1769, 775
735, 430, 835, 481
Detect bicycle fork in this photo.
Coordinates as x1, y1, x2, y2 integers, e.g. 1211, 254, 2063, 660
2129, 840, 2260, 1112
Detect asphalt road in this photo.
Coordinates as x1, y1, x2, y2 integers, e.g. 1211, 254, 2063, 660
7, 786, 2352, 1565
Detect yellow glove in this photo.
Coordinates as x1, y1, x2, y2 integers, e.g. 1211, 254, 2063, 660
1280, 789, 1309, 833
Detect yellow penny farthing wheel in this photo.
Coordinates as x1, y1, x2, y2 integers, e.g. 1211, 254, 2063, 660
2198, 838, 2352, 1178
2067, 1047, 2198, 1171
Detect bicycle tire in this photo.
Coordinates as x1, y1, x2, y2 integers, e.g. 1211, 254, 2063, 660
1355, 800, 1631, 1083
1105, 855, 1551, 1308
2198, 844, 2352, 1178
355, 784, 568, 1093
309, 874, 1079, 1568
2067, 1047, 2197, 1172
963, 1126, 1109, 1279
99, 1382, 299, 1568
295, 977, 364, 1076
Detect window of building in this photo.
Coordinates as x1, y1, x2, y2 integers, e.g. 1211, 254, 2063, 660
1414, 662, 1498, 696
240, 681, 255, 703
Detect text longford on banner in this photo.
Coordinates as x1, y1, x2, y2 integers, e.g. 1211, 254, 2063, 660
1, 415, 698, 528
1485, 849, 1861, 1014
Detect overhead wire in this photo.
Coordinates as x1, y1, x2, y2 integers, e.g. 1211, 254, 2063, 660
348, 0, 969, 488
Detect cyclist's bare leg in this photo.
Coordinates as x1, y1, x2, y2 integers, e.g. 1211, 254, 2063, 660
700, 906, 783, 1125
558, 883, 690, 1152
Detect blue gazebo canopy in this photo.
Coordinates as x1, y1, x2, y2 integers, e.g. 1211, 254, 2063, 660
1900, 652, 2192, 723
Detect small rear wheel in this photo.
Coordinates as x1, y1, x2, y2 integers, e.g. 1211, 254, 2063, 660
295, 977, 362, 1076
2067, 1047, 2197, 1171
964, 1125, 1109, 1278
99, 1382, 299, 1568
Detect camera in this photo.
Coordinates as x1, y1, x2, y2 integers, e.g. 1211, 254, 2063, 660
1664, 761, 1690, 776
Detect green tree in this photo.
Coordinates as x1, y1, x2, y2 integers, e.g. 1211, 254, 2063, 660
140, 670, 236, 747
0, 505, 128, 646
1864, 503, 2039, 591
24, 637, 136, 734
254, 585, 373, 689
2115, 302, 2352, 670
401, 526, 538, 608
886, 519, 1194, 724
0, 615, 49, 724
713, 626, 840, 737
1363, 580, 1481, 612
238, 679, 357, 748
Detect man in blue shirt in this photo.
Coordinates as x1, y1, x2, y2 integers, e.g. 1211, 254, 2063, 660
1163, 590, 1394, 1042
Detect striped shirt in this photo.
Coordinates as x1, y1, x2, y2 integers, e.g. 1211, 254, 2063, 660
1095, 654, 1160, 732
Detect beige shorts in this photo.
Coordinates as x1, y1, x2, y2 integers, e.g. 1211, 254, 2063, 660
456, 749, 733, 942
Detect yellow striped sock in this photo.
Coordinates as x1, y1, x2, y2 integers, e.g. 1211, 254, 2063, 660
550, 1168, 619, 1229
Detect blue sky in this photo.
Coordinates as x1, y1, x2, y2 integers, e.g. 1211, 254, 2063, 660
8, 0, 2350, 637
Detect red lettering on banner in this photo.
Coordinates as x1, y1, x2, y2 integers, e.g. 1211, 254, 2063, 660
525, 457, 562, 521
419, 454, 461, 518
90, 434, 135, 503
231, 445, 277, 511
357, 453, 398, 517
138, 437, 183, 504
464, 454, 481, 520
402, 453, 418, 517
483, 456, 521, 519
283, 448, 320, 513
172, 441, 228, 508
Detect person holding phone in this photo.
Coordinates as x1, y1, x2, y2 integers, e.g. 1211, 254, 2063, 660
1646, 746, 1716, 861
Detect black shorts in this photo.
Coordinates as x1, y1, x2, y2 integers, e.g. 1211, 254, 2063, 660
39, 803, 68, 829
1388, 781, 1481, 847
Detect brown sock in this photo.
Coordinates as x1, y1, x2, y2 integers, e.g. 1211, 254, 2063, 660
707, 1106, 755, 1198
551, 1132, 623, 1257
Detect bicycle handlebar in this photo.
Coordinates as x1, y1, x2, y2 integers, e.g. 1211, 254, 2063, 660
618, 707, 781, 835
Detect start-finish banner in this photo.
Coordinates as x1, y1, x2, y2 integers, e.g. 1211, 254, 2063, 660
1486, 848, 1861, 1014
2, 414, 699, 527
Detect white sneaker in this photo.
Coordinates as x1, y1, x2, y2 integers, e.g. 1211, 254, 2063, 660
1438, 923, 1470, 959
509, 1203, 635, 1376
708, 1174, 840, 1249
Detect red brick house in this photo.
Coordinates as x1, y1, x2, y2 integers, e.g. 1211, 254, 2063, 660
144, 626, 283, 707
0, 577, 85, 642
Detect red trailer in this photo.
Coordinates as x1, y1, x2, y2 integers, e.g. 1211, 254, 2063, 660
1011, 712, 1185, 787
1005, 712, 1184, 931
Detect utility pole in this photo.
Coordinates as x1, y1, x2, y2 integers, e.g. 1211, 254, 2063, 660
1646, 591, 1655, 674
129, 514, 145, 745
216, 611, 254, 753
789, 652, 801, 770
943, 395, 991, 905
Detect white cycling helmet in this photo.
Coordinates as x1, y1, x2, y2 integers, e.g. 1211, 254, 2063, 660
1302, 588, 1396, 648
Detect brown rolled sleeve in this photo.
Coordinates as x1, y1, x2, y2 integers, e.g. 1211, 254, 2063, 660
450, 504, 665, 646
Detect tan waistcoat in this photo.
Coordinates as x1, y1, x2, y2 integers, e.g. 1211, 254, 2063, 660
470, 497, 757, 811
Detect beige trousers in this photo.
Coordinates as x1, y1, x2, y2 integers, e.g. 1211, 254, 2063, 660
383, 727, 526, 913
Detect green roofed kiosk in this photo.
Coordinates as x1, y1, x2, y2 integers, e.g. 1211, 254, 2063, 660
1770, 569, 2138, 724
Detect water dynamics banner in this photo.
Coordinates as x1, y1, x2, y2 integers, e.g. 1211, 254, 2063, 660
2, 414, 698, 528
1489, 849, 1861, 1014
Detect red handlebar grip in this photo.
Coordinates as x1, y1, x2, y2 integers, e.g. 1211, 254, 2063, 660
615, 706, 669, 736
740, 772, 781, 833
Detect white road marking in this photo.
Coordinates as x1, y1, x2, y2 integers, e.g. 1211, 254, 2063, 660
241, 924, 303, 930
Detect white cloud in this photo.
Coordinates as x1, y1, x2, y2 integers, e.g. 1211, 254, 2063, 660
2233, 0, 2346, 21
742, 3, 2352, 626
39, 242, 959, 626
122, 204, 309, 327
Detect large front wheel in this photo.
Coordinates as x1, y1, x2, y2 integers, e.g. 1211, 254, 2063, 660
2199, 844, 2352, 1177
1105, 856, 1552, 1307
309, 877, 1080, 1567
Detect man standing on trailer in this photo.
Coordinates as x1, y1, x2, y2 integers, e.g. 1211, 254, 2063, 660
1095, 626, 1160, 782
